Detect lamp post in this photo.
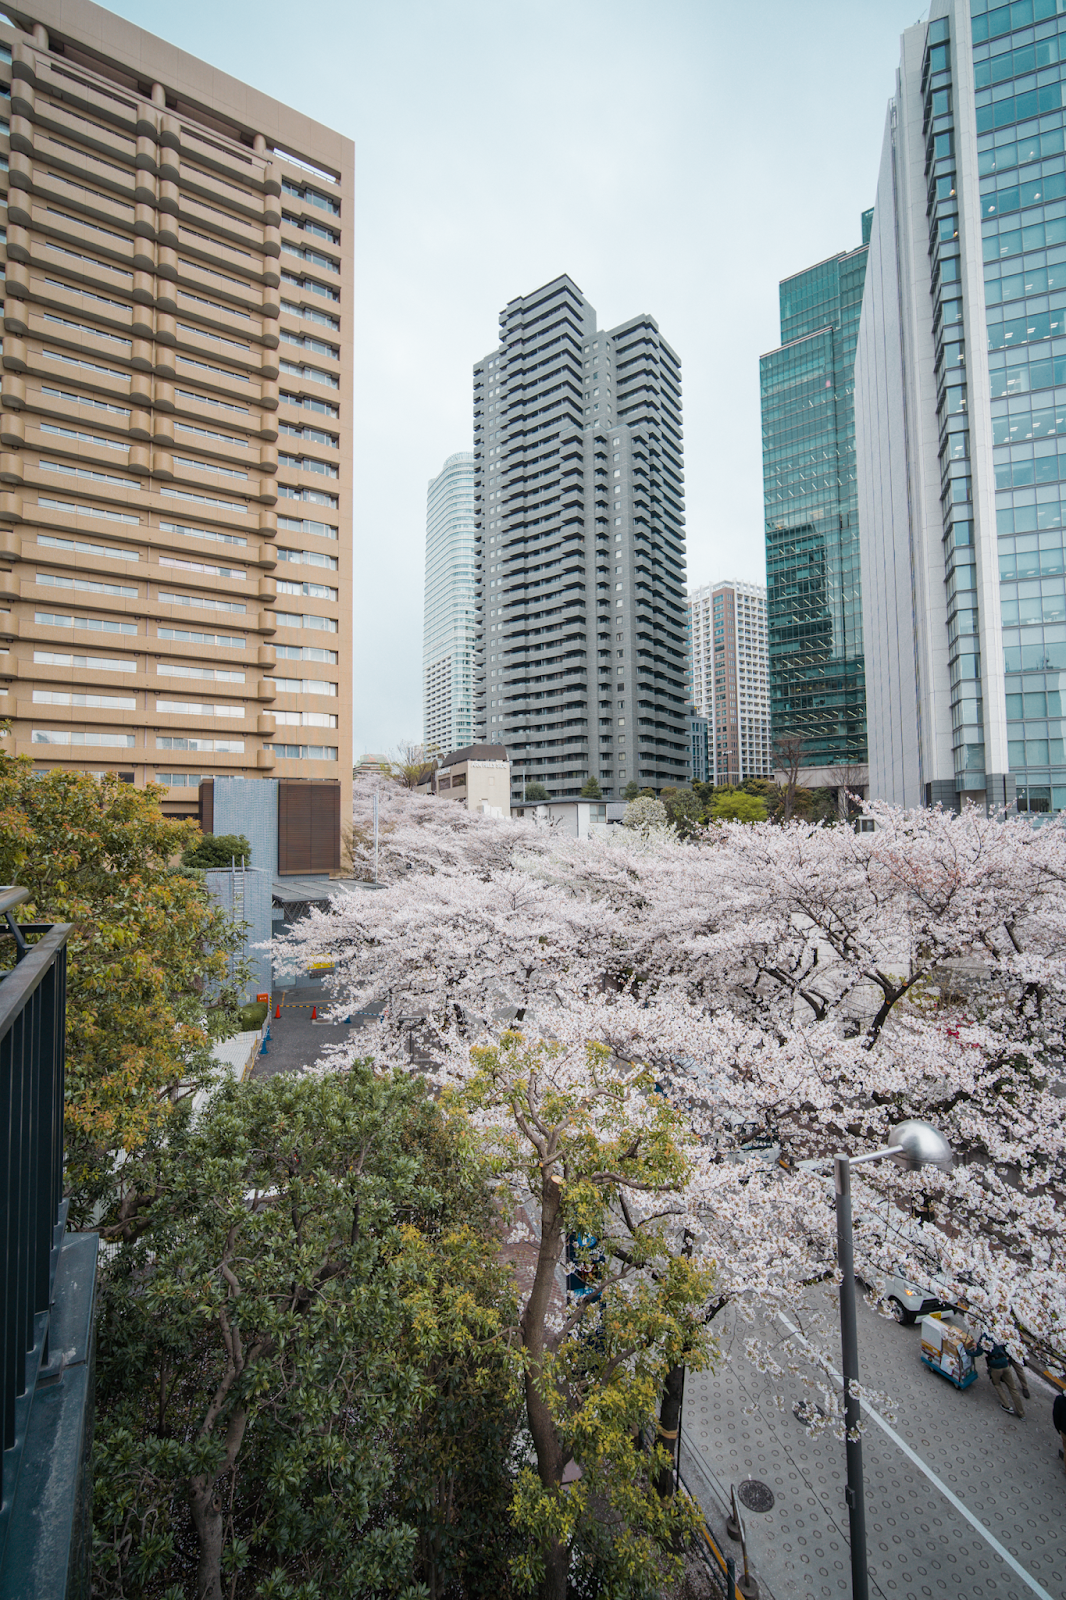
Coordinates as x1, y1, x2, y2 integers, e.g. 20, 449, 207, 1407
834, 1119, 952, 1600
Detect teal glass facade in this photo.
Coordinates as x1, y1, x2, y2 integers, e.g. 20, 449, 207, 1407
973, 0, 1066, 813
761, 223, 871, 767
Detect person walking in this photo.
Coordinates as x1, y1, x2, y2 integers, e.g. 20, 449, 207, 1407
1054, 1389, 1066, 1474
975, 1332, 1025, 1417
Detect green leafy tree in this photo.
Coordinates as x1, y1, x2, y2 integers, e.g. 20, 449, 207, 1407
795, 785, 841, 824
659, 786, 702, 838
456, 1033, 713, 1599
181, 832, 252, 869
622, 781, 641, 802
0, 751, 246, 1226
92, 1066, 520, 1600
578, 777, 603, 800
709, 789, 767, 823
524, 781, 550, 802
390, 739, 440, 789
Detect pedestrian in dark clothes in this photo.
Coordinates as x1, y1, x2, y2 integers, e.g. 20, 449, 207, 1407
974, 1332, 1025, 1417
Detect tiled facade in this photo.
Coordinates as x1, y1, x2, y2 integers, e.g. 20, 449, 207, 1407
688, 578, 771, 785
0, 1, 353, 816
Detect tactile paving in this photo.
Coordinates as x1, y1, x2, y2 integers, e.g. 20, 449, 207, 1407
680, 1290, 1064, 1600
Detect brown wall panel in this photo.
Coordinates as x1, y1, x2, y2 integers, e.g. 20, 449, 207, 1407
278, 779, 312, 874
310, 782, 340, 873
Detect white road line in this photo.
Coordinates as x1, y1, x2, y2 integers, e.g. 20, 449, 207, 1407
776, 1312, 1057, 1600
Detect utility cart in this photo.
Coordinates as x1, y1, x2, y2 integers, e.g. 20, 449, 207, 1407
920, 1313, 977, 1390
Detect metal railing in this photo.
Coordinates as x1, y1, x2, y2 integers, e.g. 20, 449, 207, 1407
0, 886, 74, 1584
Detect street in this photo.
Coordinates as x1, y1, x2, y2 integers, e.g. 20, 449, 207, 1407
681, 1289, 1064, 1600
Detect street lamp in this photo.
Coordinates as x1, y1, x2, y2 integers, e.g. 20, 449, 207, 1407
834, 1119, 952, 1600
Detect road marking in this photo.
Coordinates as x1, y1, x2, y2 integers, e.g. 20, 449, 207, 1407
776, 1313, 1056, 1600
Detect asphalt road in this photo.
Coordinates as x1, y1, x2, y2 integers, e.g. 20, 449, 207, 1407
681, 1288, 1064, 1600
250, 984, 381, 1078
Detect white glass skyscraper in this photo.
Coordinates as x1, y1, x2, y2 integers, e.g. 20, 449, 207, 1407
423, 452, 476, 755
688, 579, 771, 784
857, 0, 1066, 815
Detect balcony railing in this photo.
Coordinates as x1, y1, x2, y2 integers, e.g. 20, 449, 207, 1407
0, 886, 95, 1600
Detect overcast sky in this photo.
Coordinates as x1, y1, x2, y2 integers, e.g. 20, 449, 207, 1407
112, 0, 923, 756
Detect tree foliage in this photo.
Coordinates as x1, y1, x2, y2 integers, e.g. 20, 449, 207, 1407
707, 788, 766, 823
621, 797, 669, 837
0, 750, 246, 1225
578, 777, 603, 799
659, 787, 702, 837
92, 1066, 520, 1600
524, 782, 551, 802
181, 832, 252, 869
461, 1033, 711, 1598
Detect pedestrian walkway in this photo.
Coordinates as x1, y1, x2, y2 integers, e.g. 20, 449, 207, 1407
681, 1291, 1064, 1600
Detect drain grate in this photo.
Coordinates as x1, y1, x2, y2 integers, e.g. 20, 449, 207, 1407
737, 1477, 775, 1513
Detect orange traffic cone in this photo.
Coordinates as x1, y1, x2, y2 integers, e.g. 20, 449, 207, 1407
311, 1005, 317, 1020
274, 1003, 281, 1019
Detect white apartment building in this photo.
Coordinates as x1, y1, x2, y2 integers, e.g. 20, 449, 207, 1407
423, 451, 476, 755
688, 578, 771, 785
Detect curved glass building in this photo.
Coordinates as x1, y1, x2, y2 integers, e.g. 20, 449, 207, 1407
423, 452, 476, 755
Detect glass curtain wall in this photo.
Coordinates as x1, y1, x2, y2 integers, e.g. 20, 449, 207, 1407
761, 225, 871, 769
423, 452, 476, 756
974, 0, 1066, 813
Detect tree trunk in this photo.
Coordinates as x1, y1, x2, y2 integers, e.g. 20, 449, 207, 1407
654, 1361, 685, 1498
188, 1477, 226, 1600
521, 1173, 569, 1597
188, 1403, 248, 1600
541, 1538, 569, 1600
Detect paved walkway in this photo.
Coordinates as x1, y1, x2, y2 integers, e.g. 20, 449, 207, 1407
251, 984, 381, 1079
681, 1290, 1064, 1600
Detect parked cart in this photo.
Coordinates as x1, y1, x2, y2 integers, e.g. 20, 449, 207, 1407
920, 1313, 977, 1390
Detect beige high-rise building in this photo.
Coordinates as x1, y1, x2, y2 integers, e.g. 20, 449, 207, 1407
688, 578, 770, 786
0, 1, 352, 816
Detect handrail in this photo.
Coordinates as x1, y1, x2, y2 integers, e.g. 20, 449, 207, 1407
0, 887, 29, 919
0, 908, 72, 1580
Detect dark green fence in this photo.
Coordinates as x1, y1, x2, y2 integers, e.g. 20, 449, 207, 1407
0, 887, 96, 1600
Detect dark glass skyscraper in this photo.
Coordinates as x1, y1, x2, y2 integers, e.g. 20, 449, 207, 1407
761, 220, 871, 778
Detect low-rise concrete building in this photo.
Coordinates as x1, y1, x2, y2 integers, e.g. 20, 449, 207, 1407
510, 799, 626, 838
417, 743, 510, 816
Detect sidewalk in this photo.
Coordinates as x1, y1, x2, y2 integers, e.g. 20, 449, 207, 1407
681, 1291, 1064, 1600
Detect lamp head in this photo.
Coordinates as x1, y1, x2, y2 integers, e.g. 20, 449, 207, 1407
888, 1119, 953, 1172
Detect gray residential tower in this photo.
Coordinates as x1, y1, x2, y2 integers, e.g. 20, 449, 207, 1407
474, 275, 689, 801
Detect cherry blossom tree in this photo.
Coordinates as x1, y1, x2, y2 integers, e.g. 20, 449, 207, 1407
275, 788, 1066, 1556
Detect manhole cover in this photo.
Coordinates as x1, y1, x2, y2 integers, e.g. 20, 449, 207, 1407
792, 1399, 826, 1427
737, 1478, 775, 1513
